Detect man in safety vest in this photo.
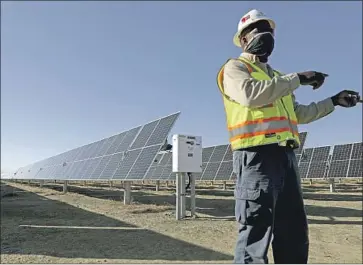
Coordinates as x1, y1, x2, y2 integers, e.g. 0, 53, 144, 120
216, 9, 361, 264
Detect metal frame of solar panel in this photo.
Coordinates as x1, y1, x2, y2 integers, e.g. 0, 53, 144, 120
13, 112, 180, 182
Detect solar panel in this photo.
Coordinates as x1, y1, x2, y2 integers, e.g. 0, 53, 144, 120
295, 154, 301, 164
129, 121, 159, 150
301, 146, 330, 179
13, 112, 180, 181
298, 162, 309, 178
294, 132, 308, 155
145, 113, 180, 146
144, 152, 172, 180
347, 159, 362, 178
300, 148, 313, 163
331, 144, 353, 161
97, 153, 123, 180
124, 144, 164, 180
209, 145, 229, 162
350, 142, 362, 160
110, 113, 179, 181
307, 162, 328, 179
199, 144, 230, 181
214, 161, 233, 181
311, 146, 331, 161
200, 162, 220, 181
202, 147, 215, 162
223, 145, 233, 161
327, 160, 350, 178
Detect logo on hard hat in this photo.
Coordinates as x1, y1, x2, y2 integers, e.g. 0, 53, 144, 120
241, 15, 250, 23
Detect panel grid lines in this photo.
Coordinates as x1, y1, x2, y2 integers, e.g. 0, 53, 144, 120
122, 117, 163, 180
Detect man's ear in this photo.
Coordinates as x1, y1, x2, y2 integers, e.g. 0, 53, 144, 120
240, 36, 247, 48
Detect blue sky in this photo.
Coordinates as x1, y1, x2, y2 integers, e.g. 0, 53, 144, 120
1, 1, 362, 172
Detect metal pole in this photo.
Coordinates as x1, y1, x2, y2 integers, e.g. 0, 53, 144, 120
63, 181, 68, 194
124, 181, 132, 205
176, 173, 181, 220
181, 173, 186, 219
329, 178, 335, 193
190, 173, 196, 218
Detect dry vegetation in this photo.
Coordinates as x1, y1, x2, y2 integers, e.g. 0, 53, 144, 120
1, 180, 362, 264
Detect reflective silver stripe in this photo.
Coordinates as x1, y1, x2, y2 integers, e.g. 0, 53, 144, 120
228, 120, 298, 139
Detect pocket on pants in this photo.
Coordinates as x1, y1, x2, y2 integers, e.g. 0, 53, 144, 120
235, 188, 273, 226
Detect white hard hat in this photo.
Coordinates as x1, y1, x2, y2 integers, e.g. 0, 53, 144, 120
233, 9, 276, 47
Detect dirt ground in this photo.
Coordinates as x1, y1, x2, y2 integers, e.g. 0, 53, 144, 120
1, 180, 362, 264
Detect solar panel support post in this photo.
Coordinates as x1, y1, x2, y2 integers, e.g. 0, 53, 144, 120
124, 181, 132, 205
309, 179, 313, 186
223, 181, 227, 190
63, 181, 68, 194
328, 178, 335, 193
176, 173, 181, 220
190, 173, 196, 218
181, 173, 186, 218
175, 173, 186, 220
155, 180, 160, 192
39, 180, 44, 188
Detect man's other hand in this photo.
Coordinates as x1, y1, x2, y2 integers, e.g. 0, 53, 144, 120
331, 90, 361, 107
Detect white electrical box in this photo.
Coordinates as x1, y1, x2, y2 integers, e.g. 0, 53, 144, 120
172, 134, 202, 173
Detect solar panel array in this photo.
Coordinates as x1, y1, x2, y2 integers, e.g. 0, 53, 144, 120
144, 144, 234, 181
143, 132, 309, 182
13, 112, 180, 181
7, 130, 362, 181
298, 142, 362, 179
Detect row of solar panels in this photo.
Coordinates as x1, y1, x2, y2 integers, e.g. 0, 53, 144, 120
145, 141, 362, 181
296, 142, 362, 179
11, 112, 180, 181
7, 126, 361, 181
7, 129, 307, 181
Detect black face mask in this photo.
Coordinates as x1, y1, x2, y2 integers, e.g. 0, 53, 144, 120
244, 32, 275, 63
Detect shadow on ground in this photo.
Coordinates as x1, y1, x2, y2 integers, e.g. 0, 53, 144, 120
26, 182, 363, 226
1, 184, 233, 261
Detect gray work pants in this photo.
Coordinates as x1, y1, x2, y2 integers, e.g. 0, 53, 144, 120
233, 144, 309, 264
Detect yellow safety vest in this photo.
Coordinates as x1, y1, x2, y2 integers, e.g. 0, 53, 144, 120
217, 56, 300, 151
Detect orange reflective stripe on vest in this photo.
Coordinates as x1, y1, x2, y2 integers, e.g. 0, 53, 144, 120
228, 116, 299, 140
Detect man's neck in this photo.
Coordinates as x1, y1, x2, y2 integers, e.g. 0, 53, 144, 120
240, 52, 267, 64
240, 52, 271, 75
